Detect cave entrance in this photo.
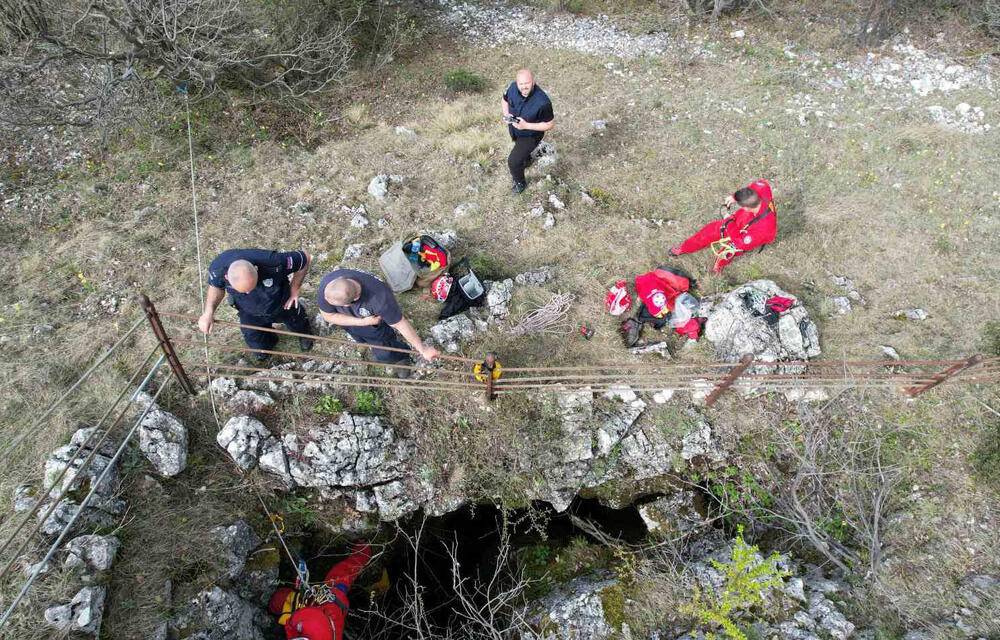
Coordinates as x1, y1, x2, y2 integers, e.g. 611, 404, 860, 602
271, 496, 654, 638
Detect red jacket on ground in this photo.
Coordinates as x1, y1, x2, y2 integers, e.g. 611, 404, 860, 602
635, 268, 691, 318
675, 179, 777, 272
269, 544, 372, 640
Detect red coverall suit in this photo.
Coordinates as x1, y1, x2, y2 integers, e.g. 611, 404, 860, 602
268, 544, 372, 640
674, 179, 777, 274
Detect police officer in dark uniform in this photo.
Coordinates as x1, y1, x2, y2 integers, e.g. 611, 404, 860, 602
501, 68, 555, 194
199, 248, 314, 361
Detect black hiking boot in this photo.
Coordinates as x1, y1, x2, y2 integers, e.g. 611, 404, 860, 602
299, 336, 315, 352
512, 181, 527, 195
619, 318, 643, 348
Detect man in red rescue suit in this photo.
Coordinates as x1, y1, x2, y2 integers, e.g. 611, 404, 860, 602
669, 179, 777, 274
268, 543, 372, 640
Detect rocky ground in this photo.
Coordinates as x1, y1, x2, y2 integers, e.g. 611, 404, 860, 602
1, 0, 999, 639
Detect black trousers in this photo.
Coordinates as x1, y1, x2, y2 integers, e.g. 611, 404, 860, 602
237, 304, 311, 351
345, 323, 411, 364
507, 135, 542, 185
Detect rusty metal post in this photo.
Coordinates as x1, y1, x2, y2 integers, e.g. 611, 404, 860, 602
705, 354, 753, 407
483, 353, 497, 403
905, 354, 984, 398
138, 294, 196, 395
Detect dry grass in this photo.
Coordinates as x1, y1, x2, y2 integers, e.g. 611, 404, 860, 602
1, 5, 998, 638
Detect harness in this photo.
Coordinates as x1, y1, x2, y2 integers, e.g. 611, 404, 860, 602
713, 201, 776, 259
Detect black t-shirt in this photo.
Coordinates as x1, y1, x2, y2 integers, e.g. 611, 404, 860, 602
207, 248, 307, 318
503, 83, 554, 139
316, 269, 403, 325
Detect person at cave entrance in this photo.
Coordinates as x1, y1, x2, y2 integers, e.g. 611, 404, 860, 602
268, 542, 372, 640
668, 179, 777, 274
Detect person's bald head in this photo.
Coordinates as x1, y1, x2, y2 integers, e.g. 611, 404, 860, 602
515, 69, 535, 97
324, 278, 362, 306
227, 260, 258, 293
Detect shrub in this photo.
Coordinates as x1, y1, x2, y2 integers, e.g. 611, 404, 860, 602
444, 69, 489, 93
313, 395, 344, 416
683, 526, 789, 640
354, 390, 383, 416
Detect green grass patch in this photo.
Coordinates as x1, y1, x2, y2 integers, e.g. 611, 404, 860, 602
444, 69, 489, 93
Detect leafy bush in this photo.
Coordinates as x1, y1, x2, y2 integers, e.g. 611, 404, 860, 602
587, 187, 616, 207
683, 526, 789, 640
313, 395, 344, 416
354, 390, 383, 416
444, 69, 489, 93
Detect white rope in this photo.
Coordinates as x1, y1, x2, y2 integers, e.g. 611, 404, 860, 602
182, 89, 221, 429
180, 88, 306, 589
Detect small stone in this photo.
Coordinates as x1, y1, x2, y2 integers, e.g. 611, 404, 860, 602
209, 377, 239, 400
394, 126, 416, 136
216, 416, 272, 470
226, 390, 275, 414
65, 535, 120, 574
44, 586, 106, 636
730, 29, 746, 39
12, 485, 35, 512
134, 392, 187, 478
486, 279, 515, 321
894, 308, 928, 321
428, 315, 477, 352
350, 213, 369, 228
548, 194, 565, 210
543, 212, 556, 229
528, 205, 545, 218
880, 345, 900, 360
342, 243, 364, 261
290, 201, 313, 214
211, 520, 261, 580
367, 175, 389, 200
652, 389, 675, 404
629, 342, 670, 358
514, 267, 554, 286
453, 202, 479, 217
530, 141, 558, 168
591, 119, 607, 130
831, 296, 852, 315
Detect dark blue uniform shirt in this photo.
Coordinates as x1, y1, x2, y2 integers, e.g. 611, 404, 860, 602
503, 83, 554, 139
316, 269, 403, 326
208, 249, 307, 319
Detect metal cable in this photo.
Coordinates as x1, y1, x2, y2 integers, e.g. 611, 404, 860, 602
201, 362, 483, 389
0, 315, 147, 462
192, 372, 481, 393
159, 311, 479, 365
0, 370, 174, 630
172, 338, 476, 379
0, 347, 161, 572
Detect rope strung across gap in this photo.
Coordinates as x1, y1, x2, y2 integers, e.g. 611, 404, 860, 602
492, 371, 950, 385
159, 311, 479, 365
0, 370, 175, 630
200, 362, 484, 389
0, 347, 162, 579
192, 371, 482, 393
171, 338, 477, 379
0, 315, 147, 462
499, 356, 1000, 373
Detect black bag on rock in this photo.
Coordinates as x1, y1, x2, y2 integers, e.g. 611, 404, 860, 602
439, 258, 486, 320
